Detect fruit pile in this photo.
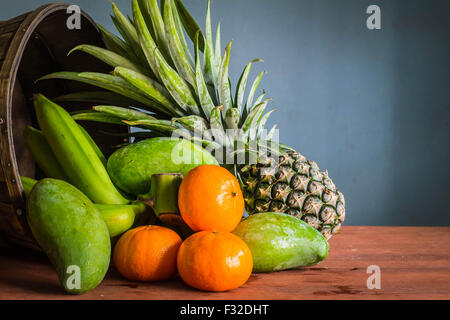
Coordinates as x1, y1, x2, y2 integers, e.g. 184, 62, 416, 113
20, 0, 342, 294
40, 0, 346, 239
22, 94, 328, 294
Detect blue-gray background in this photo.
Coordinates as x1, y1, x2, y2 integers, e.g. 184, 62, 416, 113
2, 0, 449, 226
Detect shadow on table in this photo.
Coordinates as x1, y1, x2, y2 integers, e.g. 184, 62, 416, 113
0, 272, 64, 296
0, 247, 64, 296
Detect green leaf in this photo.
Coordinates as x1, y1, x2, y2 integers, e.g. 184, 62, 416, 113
93, 105, 155, 121
225, 107, 240, 129
267, 124, 278, 141
171, 0, 194, 66
111, 2, 147, 65
246, 71, 266, 114
214, 22, 222, 80
53, 91, 139, 107
209, 106, 228, 147
99, 130, 156, 139
137, 0, 157, 40
72, 111, 125, 125
257, 109, 276, 136
123, 119, 178, 134
114, 66, 183, 116
194, 33, 215, 119
203, 0, 216, 87
68, 45, 143, 73
132, 0, 161, 81
38, 72, 163, 113
252, 90, 266, 110
110, 14, 125, 39
242, 98, 271, 134
235, 59, 263, 112
97, 24, 135, 61
163, 0, 196, 86
173, 0, 205, 51
279, 143, 296, 152
153, 45, 201, 115
144, 0, 166, 47
78, 72, 161, 108
218, 42, 233, 113
172, 115, 210, 138
140, 0, 173, 63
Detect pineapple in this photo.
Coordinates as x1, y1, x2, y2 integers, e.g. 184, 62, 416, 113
240, 152, 345, 239
39, 0, 346, 239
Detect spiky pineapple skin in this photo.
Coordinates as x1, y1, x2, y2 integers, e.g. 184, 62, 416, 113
239, 151, 346, 239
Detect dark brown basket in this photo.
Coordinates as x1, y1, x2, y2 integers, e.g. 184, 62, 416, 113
0, 3, 128, 249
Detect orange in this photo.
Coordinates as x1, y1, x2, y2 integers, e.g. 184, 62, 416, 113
113, 225, 182, 282
178, 165, 244, 232
177, 231, 253, 291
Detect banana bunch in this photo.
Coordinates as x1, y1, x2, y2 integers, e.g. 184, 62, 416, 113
33, 94, 128, 205
24, 126, 68, 181
22, 94, 150, 237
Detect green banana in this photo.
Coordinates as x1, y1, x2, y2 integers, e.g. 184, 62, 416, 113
20, 176, 38, 198
95, 201, 147, 237
77, 125, 108, 168
21, 176, 142, 237
33, 94, 129, 205
78, 126, 134, 201
25, 125, 133, 199
24, 125, 105, 178
24, 126, 69, 180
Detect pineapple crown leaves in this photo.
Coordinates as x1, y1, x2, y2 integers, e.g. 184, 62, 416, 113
38, 0, 283, 161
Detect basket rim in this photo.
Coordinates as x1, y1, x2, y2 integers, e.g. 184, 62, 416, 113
0, 2, 101, 206
0, 3, 103, 249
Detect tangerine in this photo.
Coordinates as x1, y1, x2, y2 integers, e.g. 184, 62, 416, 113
178, 165, 244, 232
177, 231, 253, 291
113, 225, 182, 281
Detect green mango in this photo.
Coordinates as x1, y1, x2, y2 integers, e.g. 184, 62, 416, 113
21, 176, 143, 238
27, 178, 111, 294
233, 212, 329, 272
107, 137, 218, 195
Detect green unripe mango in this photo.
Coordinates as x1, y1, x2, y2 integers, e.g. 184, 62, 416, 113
21, 176, 142, 238
27, 179, 111, 294
107, 137, 218, 195
233, 212, 329, 272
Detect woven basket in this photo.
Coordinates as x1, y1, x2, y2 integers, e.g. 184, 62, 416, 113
0, 3, 128, 249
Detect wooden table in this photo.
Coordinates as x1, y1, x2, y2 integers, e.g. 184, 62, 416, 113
0, 226, 449, 300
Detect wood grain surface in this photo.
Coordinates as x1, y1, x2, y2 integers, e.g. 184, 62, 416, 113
0, 226, 449, 300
